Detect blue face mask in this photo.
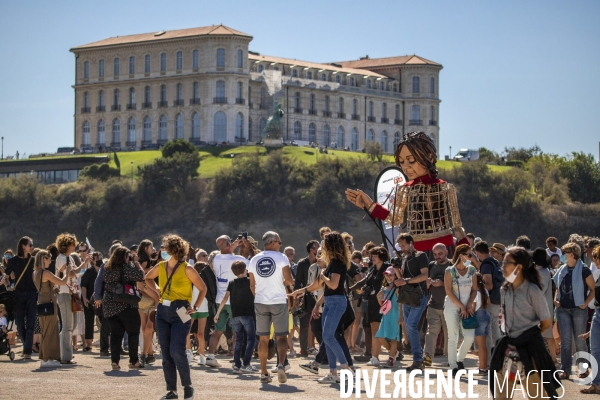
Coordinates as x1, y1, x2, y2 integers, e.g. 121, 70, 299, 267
560, 254, 566, 264
161, 251, 171, 262
463, 260, 472, 267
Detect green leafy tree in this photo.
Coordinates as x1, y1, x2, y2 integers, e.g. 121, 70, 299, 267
558, 152, 600, 204
161, 139, 197, 158
78, 163, 121, 181
365, 141, 383, 162
478, 147, 500, 163
139, 151, 200, 193
503, 145, 542, 163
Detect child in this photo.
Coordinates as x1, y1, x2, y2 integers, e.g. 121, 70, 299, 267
375, 267, 401, 367
191, 262, 210, 366
214, 260, 257, 373
0, 304, 8, 333
473, 273, 490, 375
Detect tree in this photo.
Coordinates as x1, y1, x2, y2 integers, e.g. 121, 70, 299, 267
503, 145, 542, 163
365, 141, 383, 162
558, 152, 600, 204
478, 147, 500, 163
161, 139, 197, 158
78, 163, 121, 181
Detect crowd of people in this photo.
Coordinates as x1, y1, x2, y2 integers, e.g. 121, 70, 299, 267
1, 230, 600, 399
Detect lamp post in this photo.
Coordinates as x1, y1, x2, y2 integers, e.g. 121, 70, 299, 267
130, 161, 134, 185
449, 146, 452, 160
1, 136, 3, 160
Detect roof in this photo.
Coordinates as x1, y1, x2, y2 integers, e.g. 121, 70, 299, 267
334, 55, 442, 69
248, 54, 389, 79
71, 24, 252, 51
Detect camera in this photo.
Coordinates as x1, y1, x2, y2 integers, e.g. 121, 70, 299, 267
390, 257, 403, 269
362, 285, 373, 300
237, 232, 248, 240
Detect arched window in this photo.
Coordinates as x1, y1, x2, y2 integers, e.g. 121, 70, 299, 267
294, 92, 301, 110
175, 114, 183, 139
113, 89, 120, 106
292, 69, 297, 78
381, 130, 388, 153
309, 123, 316, 144
214, 111, 227, 142
82, 121, 90, 145
159, 115, 167, 140
143, 117, 151, 141
351, 128, 358, 151
216, 48, 225, 68
176, 51, 183, 70
160, 53, 166, 72
160, 84, 167, 103
112, 119, 120, 143
191, 113, 200, 138
129, 87, 135, 106
237, 49, 243, 68
248, 117, 253, 141
294, 121, 302, 140
323, 124, 330, 145
129, 56, 135, 74
367, 129, 374, 142
97, 120, 105, 145
337, 126, 344, 148
430, 77, 435, 94
114, 57, 120, 76
259, 118, 266, 137
144, 86, 150, 105
144, 55, 150, 73
412, 76, 420, 93
393, 132, 400, 149
236, 113, 243, 139
128, 117, 136, 143
98, 59, 104, 78
257, 65, 264, 73
192, 50, 199, 69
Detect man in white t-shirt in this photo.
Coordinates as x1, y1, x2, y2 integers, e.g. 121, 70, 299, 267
546, 236, 562, 258
248, 231, 294, 383
205, 235, 246, 368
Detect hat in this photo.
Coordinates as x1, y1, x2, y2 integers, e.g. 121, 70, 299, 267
247, 236, 259, 247
532, 247, 551, 268
490, 243, 506, 255
383, 266, 395, 275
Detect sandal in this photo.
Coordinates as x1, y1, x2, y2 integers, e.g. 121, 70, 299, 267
32, 343, 40, 353
581, 385, 600, 394
557, 371, 569, 380
579, 370, 590, 379
129, 361, 144, 369
111, 363, 120, 370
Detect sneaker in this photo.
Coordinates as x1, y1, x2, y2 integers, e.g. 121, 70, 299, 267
277, 364, 288, 383
232, 366, 242, 374
318, 373, 340, 384
146, 354, 156, 364
354, 354, 372, 363
240, 364, 258, 373
477, 369, 488, 376
424, 354, 432, 366
457, 361, 465, 371
100, 351, 110, 357
92, 339, 100, 347
196, 354, 206, 366
271, 363, 291, 373
386, 357, 394, 368
205, 357, 221, 368
300, 362, 319, 374
288, 349, 297, 358
186, 350, 194, 365
183, 386, 194, 400
160, 391, 178, 400
366, 357, 380, 366
260, 373, 272, 383
40, 360, 61, 368
307, 347, 318, 355
406, 361, 424, 372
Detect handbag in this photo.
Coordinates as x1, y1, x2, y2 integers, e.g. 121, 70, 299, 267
379, 286, 396, 315
455, 269, 479, 330
113, 266, 142, 305
397, 258, 423, 307
36, 271, 55, 317
71, 293, 84, 312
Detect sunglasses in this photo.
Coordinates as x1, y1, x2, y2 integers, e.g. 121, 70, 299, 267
3, 254, 12, 259
463, 253, 473, 258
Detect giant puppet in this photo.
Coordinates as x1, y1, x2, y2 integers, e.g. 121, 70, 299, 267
345, 131, 467, 253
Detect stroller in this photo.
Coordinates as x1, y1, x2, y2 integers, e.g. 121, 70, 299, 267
0, 291, 18, 361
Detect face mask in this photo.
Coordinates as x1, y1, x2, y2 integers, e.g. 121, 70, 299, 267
506, 267, 519, 283
560, 254, 567, 264
161, 251, 171, 262
463, 259, 472, 267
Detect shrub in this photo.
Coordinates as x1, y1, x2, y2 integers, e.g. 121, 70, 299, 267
161, 139, 197, 158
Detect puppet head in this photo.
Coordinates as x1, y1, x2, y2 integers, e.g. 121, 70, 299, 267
394, 131, 438, 180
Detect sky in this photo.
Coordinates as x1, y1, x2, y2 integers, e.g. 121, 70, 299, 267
0, 0, 599, 160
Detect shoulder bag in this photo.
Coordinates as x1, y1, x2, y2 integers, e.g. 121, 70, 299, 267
36, 271, 55, 316
455, 269, 479, 330
397, 257, 423, 307
379, 286, 396, 315
113, 265, 142, 305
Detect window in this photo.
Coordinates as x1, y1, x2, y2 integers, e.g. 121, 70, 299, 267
430, 105, 435, 122
144, 86, 150, 104
237, 49, 243, 68
144, 55, 150, 73
216, 48, 225, 68
176, 83, 183, 101
98, 90, 104, 107
379, 81, 384, 90
129, 88, 135, 105
294, 121, 302, 140
257, 65, 263, 73
114, 58, 120, 76
175, 114, 183, 139
176, 51, 183, 70
160, 85, 167, 103
143, 117, 151, 141
321, 73, 326, 81
393, 132, 400, 149
292, 69, 297, 78
99, 60, 104, 78
393, 83, 397, 92
368, 101, 373, 117
382, 103, 387, 118
237, 82, 243, 100
294, 92, 300, 110
214, 111, 227, 142
367, 129, 374, 142
309, 123, 316, 143
248, 117, 253, 141
430, 77, 435, 94
260, 87, 266, 106
129, 56, 135, 75
216, 81, 225, 98
349, 77, 354, 86
335, 74, 340, 83
248, 87, 252, 104
192, 50, 199, 69
338, 97, 344, 113
324, 96, 330, 112
310, 94, 315, 111
352, 99, 357, 115
307, 71, 312, 80
192, 113, 200, 138
323, 124, 330, 145
411, 105, 420, 121
412, 76, 420, 93
395, 104, 400, 120
83, 61, 89, 79
128, 117, 136, 143
193, 82, 199, 101
82, 121, 90, 145
236, 113, 243, 138
159, 115, 167, 140
83, 91, 89, 108
381, 131, 388, 152
113, 89, 120, 106
97, 120, 105, 145
337, 126, 344, 148
367, 80, 371, 89
112, 119, 121, 143
160, 53, 166, 72
259, 118, 266, 136
351, 128, 358, 151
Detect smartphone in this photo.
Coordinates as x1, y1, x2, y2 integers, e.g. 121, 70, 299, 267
242, 232, 248, 240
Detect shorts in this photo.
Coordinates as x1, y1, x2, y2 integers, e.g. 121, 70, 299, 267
215, 305, 232, 332
138, 304, 155, 314
191, 312, 209, 319
351, 298, 361, 314
255, 303, 289, 337
366, 295, 382, 324
474, 308, 490, 337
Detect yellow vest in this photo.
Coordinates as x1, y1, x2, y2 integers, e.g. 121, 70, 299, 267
158, 261, 192, 303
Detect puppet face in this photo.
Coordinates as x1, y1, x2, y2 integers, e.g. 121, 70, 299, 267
397, 146, 429, 180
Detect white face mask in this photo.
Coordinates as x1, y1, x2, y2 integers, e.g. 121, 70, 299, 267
506, 267, 519, 283
462, 256, 471, 267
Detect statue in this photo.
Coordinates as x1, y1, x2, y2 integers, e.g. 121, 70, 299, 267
346, 131, 467, 254
262, 102, 284, 139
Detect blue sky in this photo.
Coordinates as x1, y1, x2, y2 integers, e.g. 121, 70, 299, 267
0, 0, 598, 160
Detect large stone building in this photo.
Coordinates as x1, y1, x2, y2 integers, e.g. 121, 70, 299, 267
70, 24, 441, 153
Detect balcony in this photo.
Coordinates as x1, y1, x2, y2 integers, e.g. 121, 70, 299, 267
337, 112, 346, 119
157, 139, 168, 145
235, 98, 245, 105
126, 141, 136, 147
381, 117, 389, 124
111, 104, 121, 111
259, 103, 269, 110
322, 110, 331, 117
189, 98, 200, 105
409, 119, 422, 125
294, 108, 303, 114
141, 140, 153, 146
306, 109, 316, 116
429, 120, 437, 126
96, 106, 105, 112
158, 101, 168, 108
110, 142, 121, 147
249, 102, 254, 109
367, 116, 376, 122
126, 103, 136, 110
394, 119, 402, 125
214, 97, 228, 104
351, 114, 360, 121
95, 143, 106, 149
81, 107, 90, 113
173, 99, 184, 107
142, 102, 152, 109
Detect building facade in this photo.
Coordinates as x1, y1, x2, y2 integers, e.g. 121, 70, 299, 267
71, 25, 441, 154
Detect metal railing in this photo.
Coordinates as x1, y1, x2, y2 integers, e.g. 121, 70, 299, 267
394, 119, 402, 125
429, 120, 437, 126
367, 116, 376, 122
351, 114, 360, 121
214, 97, 228, 104
294, 108, 303, 113
308, 109, 317, 115
323, 111, 331, 117
173, 99, 184, 106
126, 103, 136, 110
81, 107, 90, 113
96, 106, 105, 112
235, 98, 245, 105
190, 98, 200, 105
381, 117, 389, 123
158, 101, 168, 108
111, 104, 121, 111
409, 119, 422, 125
337, 112, 346, 119
142, 102, 152, 109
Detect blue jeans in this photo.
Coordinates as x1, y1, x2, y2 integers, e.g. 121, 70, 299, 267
556, 306, 589, 373
232, 316, 256, 368
402, 295, 428, 362
321, 295, 348, 370
15, 291, 37, 355
591, 309, 600, 385
315, 327, 353, 367
156, 301, 192, 391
